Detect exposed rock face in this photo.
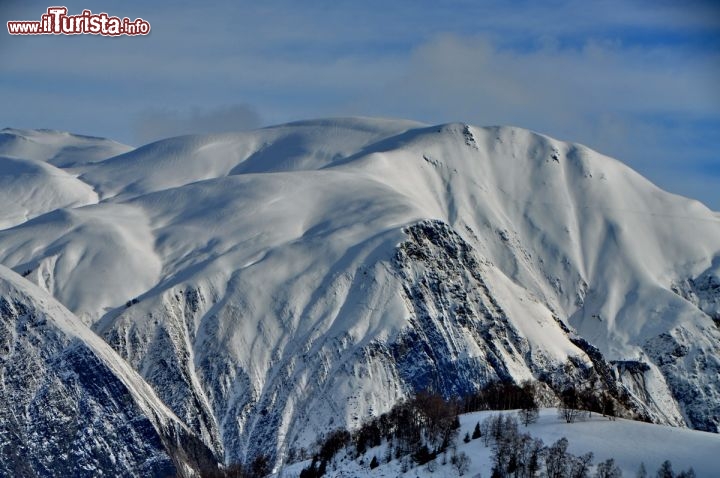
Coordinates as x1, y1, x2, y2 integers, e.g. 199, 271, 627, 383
0, 267, 217, 477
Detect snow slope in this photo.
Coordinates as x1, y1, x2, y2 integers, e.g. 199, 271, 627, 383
0, 119, 718, 468
0, 127, 131, 229
0, 127, 133, 167
0, 156, 98, 229
279, 409, 720, 477
0, 265, 216, 477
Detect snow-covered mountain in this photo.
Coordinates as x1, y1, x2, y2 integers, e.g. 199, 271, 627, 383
0, 119, 718, 471
0, 265, 216, 477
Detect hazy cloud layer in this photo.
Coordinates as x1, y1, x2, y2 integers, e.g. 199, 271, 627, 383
133, 105, 262, 144
1, 0, 718, 208
353, 33, 719, 165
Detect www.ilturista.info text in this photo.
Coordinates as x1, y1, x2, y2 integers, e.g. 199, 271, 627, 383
7, 7, 150, 36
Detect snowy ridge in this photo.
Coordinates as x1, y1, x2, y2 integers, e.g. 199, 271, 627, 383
0, 128, 133, 167
0, 265, 216, 477
0, 156, 98, 229
0, 118, 718, 469
0, 127, 131, 229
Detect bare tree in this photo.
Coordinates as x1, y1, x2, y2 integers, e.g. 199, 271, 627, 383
545, 437, 570, 478
451, 451, 471, 476
595, 458, 622, 478
602, 393, 617, 421
570, 452, 594, 478
559, 387, 583, 423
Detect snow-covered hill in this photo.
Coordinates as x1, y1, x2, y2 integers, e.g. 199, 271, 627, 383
0, 128, 133, 167
0, 128, 131, 229
0, 118, 718, 469
278, 409, 719, 477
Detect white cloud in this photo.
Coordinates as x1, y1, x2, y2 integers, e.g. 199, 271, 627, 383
132, 105, 262, 144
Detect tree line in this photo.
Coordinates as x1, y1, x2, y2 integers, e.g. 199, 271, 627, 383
297, 390, 463, 477
288, 380, 696, 478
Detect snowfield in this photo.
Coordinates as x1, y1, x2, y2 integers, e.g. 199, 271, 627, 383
0, 118, 718, 471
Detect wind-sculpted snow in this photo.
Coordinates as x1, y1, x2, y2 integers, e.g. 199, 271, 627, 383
77, 117, 422, 200
0, 156, 98, 229
0, 127, 130, 235
0, 118, 718, 468
0, 128, 132, 167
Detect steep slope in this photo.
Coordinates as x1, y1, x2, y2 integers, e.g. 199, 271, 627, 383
0, 265, 216, 477
0, 118, 718, 468
0, 204, 161, 323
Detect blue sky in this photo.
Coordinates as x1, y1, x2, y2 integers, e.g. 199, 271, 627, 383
2, 0, 719, 209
